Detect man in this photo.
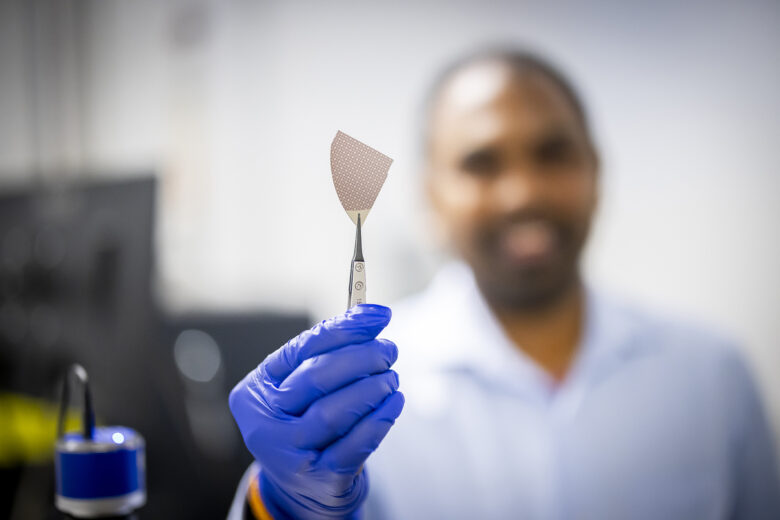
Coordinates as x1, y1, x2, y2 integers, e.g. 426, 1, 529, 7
227, 49, 780, 519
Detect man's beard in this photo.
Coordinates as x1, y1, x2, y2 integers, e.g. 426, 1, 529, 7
466, 210, 589, 312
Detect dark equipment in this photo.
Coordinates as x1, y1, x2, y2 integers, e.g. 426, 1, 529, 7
0, 175, 309, 518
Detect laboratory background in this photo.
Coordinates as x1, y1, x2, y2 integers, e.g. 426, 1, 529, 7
1, 0, 778, 518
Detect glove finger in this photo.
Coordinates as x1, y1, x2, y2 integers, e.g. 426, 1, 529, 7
228, 372, 297, 462
317, 390, 405, 474
295, 370, 400, 449
272, 339, 398, 415
263, 304, 391, 384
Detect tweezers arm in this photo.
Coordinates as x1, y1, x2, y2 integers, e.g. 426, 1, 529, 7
347, 260, 366, 309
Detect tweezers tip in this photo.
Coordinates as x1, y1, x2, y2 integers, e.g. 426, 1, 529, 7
353, 213, 364, 261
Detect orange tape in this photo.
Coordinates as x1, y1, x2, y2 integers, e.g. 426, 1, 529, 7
247, 471, 274, 520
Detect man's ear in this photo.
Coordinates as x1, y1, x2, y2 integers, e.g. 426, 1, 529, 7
588, 144, 600, 211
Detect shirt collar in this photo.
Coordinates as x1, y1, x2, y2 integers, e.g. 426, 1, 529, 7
423, 261, 642, 392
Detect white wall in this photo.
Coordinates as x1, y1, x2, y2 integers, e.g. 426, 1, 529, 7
2, 0, 779, 442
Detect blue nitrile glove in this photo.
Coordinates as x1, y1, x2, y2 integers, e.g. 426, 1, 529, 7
229, 304, 404, 520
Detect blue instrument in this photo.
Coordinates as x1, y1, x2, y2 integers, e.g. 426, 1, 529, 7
55, 364, 146, 518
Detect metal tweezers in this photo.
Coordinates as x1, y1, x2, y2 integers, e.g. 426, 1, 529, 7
347, 213, 366, 309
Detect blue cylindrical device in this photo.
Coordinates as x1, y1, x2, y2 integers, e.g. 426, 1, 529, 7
55, 426, 146, 518
55, 365, 146, 518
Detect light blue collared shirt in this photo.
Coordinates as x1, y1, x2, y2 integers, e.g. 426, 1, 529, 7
363, 262, 779, 519
229, 262, 779, 519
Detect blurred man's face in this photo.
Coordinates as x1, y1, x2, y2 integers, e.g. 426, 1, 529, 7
426, 62, 598, 310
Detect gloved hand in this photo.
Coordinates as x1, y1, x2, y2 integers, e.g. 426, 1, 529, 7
229, 304, 404, 520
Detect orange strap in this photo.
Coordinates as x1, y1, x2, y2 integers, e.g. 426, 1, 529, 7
247, 471, 274, 520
